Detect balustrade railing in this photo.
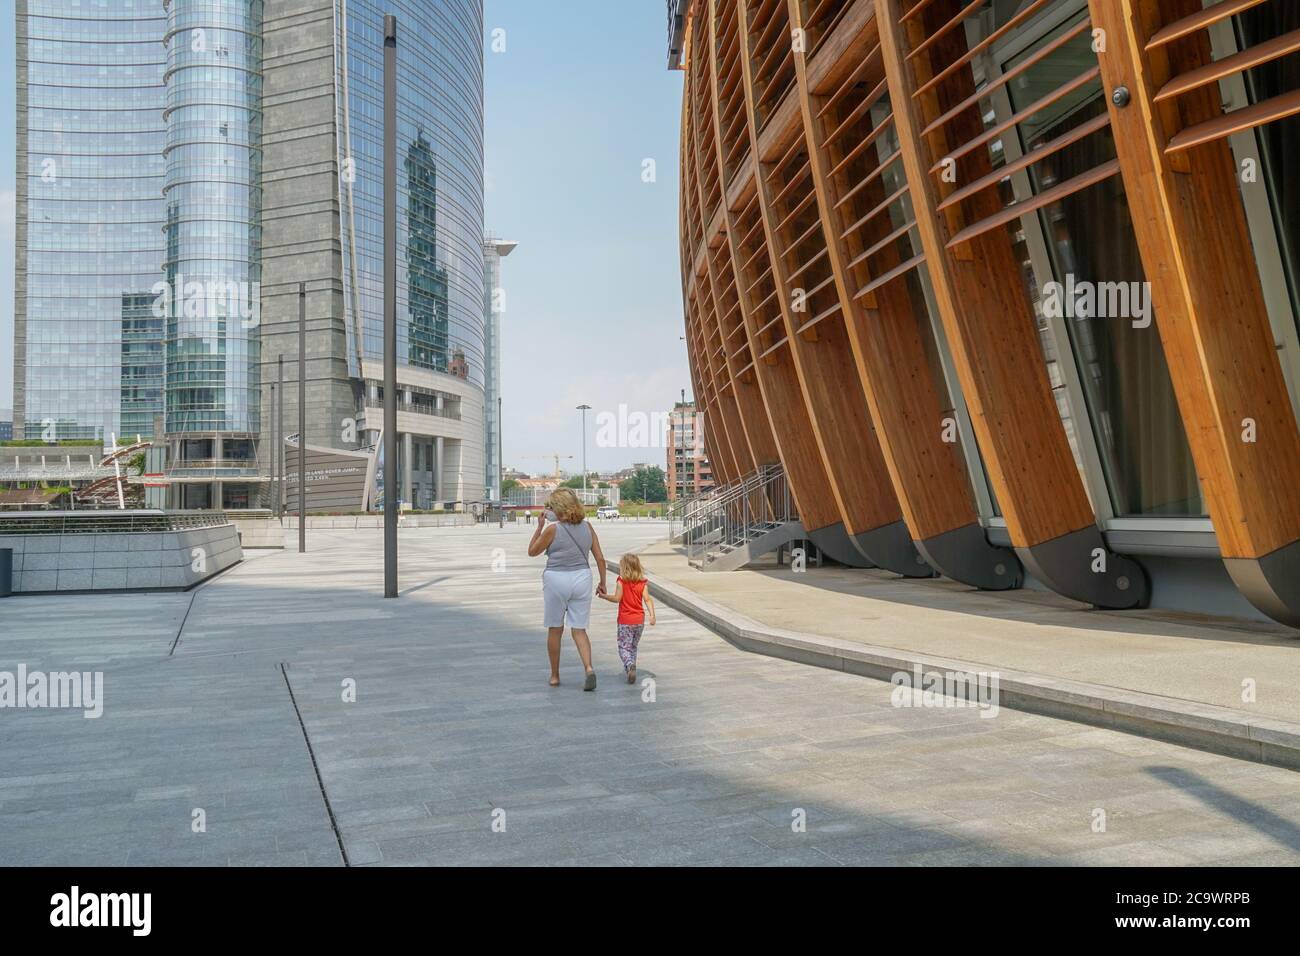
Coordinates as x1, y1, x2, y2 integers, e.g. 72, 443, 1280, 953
675, 464, 795, 566
0, 510, 231, 535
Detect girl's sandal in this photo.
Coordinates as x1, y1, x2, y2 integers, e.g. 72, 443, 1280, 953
627, 667, 636, 685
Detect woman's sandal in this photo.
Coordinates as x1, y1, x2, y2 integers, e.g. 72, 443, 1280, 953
583, 670, 597, 692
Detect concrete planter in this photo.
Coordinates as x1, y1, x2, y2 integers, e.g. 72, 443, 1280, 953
1, 524, 242, 593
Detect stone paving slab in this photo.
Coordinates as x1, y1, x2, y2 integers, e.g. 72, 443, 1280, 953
631, 539, 1300, 766
1, 524, 1299, 866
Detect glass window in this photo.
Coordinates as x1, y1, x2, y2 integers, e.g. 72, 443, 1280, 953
1235, 5, 1300, 335
977, 13, 1207, 517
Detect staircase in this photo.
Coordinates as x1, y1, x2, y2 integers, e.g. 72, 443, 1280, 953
670, 464, 803, 572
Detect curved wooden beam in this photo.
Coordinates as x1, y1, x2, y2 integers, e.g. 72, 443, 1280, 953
1089, 0, 1300, 626
683, 76, 745, 486
705, 228, 784, 472
687, 70, 755, 483
691, 40, 784, 478
706, 0, 853, 555
875, 0, 1148, 608
688, 275, 742, 485
786, 0, 1021, 590
736, 0, 929, 576
678, 84, 718, 479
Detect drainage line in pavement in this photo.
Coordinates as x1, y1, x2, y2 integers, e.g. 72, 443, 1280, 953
280, 662, 351, 866
167, 592, 198, 657
167, 554, 249, 656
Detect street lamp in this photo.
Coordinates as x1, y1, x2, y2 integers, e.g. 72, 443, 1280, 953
275, 354, 284, 518
576, 404, 591, 500
298, 285, 306, 554
498, 395, 503, 529
678, 387, 686, 502
382, 13, 398, 598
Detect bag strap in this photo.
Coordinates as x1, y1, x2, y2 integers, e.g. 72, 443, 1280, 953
556, 520, 591, 562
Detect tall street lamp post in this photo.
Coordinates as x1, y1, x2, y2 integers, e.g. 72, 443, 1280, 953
269, 373, 277, 517
382, 14, 398, 598
298, 284, 306, 554
498, 395, 504, 529
275, 354, 284, 518
577, 404, 591, 500
678, 387, 686, 502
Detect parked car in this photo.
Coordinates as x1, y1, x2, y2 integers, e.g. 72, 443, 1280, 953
595, 506, 620, 520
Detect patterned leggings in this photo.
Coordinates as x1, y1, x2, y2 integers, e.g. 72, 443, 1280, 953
616, 624, 644, 672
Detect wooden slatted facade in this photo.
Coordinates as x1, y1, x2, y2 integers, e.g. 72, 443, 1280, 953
675, 0, 1300, 628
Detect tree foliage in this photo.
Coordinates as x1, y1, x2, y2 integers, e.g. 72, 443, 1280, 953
621, 465, 667, 503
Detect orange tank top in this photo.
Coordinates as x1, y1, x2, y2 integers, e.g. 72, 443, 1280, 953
617, 576, 647, 625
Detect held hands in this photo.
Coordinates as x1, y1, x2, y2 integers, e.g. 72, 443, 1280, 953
596, 580, 608, 597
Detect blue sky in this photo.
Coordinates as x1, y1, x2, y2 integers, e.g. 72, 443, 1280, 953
484, 1, 689, 473
0, 0, 689, 474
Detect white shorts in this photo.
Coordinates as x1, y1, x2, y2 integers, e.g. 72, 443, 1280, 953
542, 568, 593, 630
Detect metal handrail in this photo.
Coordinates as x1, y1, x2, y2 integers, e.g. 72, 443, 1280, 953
0, 467, 115, 481
0, 510, 232, 535
363, 400, 463, 421
165, 459, 259, 470
667, 485, 726, 538
677, 464, 796, 566
669, 461, 783, 535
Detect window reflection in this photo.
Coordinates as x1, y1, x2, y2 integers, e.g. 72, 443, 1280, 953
339, 0, 485, 388
1235, 4, 1300, 335
994, 16, 1205, 517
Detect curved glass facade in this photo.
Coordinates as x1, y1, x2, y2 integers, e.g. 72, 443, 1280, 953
162, 0, 264, 436
337, 0, 485, 388
19, 0, 168, 441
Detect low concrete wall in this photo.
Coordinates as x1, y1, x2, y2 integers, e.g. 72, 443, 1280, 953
2, 524, 242, 593
229, 514, 285, 549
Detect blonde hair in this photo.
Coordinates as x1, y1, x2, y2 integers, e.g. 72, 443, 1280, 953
619, 553, 646, 582
546, 487, 586, 524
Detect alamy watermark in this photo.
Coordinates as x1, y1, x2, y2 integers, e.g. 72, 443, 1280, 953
890, 664, 1000, 718
595, 403, 704, 451
0, 666, 103, 718
50, 886, 150, 936
150, 274, 260, 328
1041, 273, 1152, 329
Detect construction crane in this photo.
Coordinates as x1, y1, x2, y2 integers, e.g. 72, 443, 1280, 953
520, 453, 574, 479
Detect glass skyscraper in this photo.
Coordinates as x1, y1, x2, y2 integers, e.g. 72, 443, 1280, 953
161, 0, 263, 440
15, 0, 169, 442
14, 0, 487, 509
337, 0, 485, 389
332, 0, 487, 508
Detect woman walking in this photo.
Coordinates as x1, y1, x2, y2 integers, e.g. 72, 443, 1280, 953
527, 488, 608, 690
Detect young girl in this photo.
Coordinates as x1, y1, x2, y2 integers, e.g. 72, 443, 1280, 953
599, 554, 656, 683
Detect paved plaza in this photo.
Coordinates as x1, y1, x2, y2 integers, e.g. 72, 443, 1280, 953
2, 522, 1299, 866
